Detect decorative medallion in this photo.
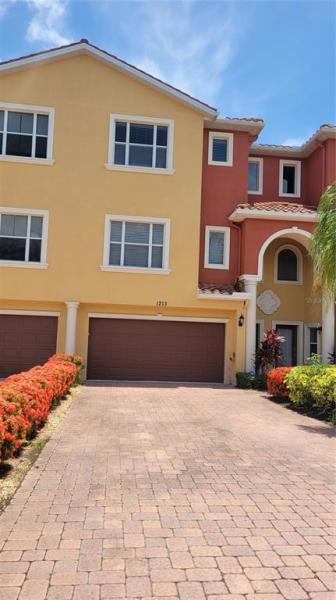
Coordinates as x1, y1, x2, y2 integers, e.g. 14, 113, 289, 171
257, 289, 281, 315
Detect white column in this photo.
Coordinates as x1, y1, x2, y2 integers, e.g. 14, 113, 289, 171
65, 301, 79, 354
244, 279, 258, 372
322, 295, 335, 363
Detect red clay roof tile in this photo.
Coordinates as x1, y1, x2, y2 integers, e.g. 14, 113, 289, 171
237, 202, 317, 214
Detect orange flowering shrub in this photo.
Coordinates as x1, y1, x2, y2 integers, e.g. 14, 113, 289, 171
267, 367, 293, 399
0, 354, 84, 461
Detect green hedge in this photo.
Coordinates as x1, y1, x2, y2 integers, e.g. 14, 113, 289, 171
285, 365, 336, 417
236, 372, 267, 390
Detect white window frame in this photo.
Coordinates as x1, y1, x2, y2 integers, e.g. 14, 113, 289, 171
208, 131, 233, 166
204, 225, 230, 270
274, 244, 303, 285
0, 101, 55, 165
248, 157, 263, 195
0, 206, 49, 268
304, 323, 322, 362
101, 214, 171, 274
106, 114, 174, 174
279, 159, 301, 198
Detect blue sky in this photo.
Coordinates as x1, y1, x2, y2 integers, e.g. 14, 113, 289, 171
0, 0, 335, 144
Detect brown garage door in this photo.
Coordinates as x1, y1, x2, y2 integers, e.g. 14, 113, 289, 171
0, 314, 58, 378
87, 318, 225, 382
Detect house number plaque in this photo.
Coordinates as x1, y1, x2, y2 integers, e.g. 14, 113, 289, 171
156, 300, 168, 307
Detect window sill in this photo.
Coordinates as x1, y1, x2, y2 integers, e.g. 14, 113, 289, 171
279, 192, 300, 198
105, 164, 174, 175
100, 265, 171, 274
275, 279, 302, 285
208, 160, 233, 167
0, 261, 48, 269
204, 263, 229, 270
0, 155, 54, 166
248, 190, 263, 195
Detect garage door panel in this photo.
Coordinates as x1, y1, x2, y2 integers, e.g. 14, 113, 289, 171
0, 315, 58, 377
88, 318, 225, 382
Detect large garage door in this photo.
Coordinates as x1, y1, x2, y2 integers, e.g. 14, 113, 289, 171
87, 317, 225, 382
0, 314, 58, 378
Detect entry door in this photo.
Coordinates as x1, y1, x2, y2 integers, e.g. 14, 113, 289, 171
276, 325, 297, 366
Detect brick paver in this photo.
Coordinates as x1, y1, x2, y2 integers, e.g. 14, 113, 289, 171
0, 385, 334, 599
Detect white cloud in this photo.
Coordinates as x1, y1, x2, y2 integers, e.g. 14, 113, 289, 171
102, 1, 239, 107
0, 0, 18, 19
281, 137, 306, 146
26, 0, 72, 46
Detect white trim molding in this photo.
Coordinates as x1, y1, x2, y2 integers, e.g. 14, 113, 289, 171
88, 312, 228, 324
197, 291, 252, 301
102, 214, 170, 273
107, 114, 174, 173
274, 244, 303, 285
0, 206, 49, 268
255, 227, 311, 282
208, 131, 233, 166
65, 301, 79, 354
0, 101, 55, 164
279, 159, 301, 198
0, 309, 59, 316
248, 157, 263, 195
304, 323, 322, 362
204, 225, 230, 270
229, 207, 317, 223
272, 320, 304, 365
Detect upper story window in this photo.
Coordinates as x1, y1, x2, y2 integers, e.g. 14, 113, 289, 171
275, 245, 302, 284
102, 215, 170, 273
0, 102, 54, 164
208, 132, 233, 166
107, 115, 174, 174
248, 157, 263, 194
279, 159, 301, 197
204, 226, 230, 269
0, 208, 49, 267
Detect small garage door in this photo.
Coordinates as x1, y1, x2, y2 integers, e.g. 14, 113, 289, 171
87, 317, 225, 382
0, 314, 58, 378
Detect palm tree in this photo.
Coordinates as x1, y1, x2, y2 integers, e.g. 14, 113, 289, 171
309, 182, 336, 362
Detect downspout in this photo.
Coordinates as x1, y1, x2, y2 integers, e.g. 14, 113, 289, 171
230, 221, 242, 287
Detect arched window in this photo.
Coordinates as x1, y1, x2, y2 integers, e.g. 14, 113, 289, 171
276, 246, 301, 282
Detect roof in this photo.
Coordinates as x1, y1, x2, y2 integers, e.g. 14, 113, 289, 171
204, 116, 264, 136
251, 124, 336, 158
198, 282, 236, 295
0, 39, 217, 118
229, 202, 318, 223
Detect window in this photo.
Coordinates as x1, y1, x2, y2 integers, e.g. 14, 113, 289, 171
102, 216, 170, 272
275, 245, 302, 283
208, 132, 233, 166
107, 115, 174, 173
248, 158, 263, 194
279, 159, 301, 197
0, 208, 48, 266
204, 226, 230, 269
305, 325, 321, 361
0, 103, 54, 162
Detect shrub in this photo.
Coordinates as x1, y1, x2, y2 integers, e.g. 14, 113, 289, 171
267, 367, 292, 399
255, 329, 285, 373
285, 364, 336, 415
236, 372, 267, 390
0, 354, 84, 461
236, 372, 254, 389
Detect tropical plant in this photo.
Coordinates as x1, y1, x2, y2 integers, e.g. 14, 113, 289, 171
255, 329, 284, 373
309, 182, 336, 299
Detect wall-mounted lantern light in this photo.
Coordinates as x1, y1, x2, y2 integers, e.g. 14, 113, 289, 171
238, 314, 245, 327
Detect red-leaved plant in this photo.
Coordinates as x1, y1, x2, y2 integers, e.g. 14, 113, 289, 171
0, 354, 84, 461
255, 329, 285, 373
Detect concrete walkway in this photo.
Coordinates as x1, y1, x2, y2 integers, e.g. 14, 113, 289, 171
0, 385, 335, 600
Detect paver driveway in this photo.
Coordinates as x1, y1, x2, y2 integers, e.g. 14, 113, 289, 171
0, 385, 335, 600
